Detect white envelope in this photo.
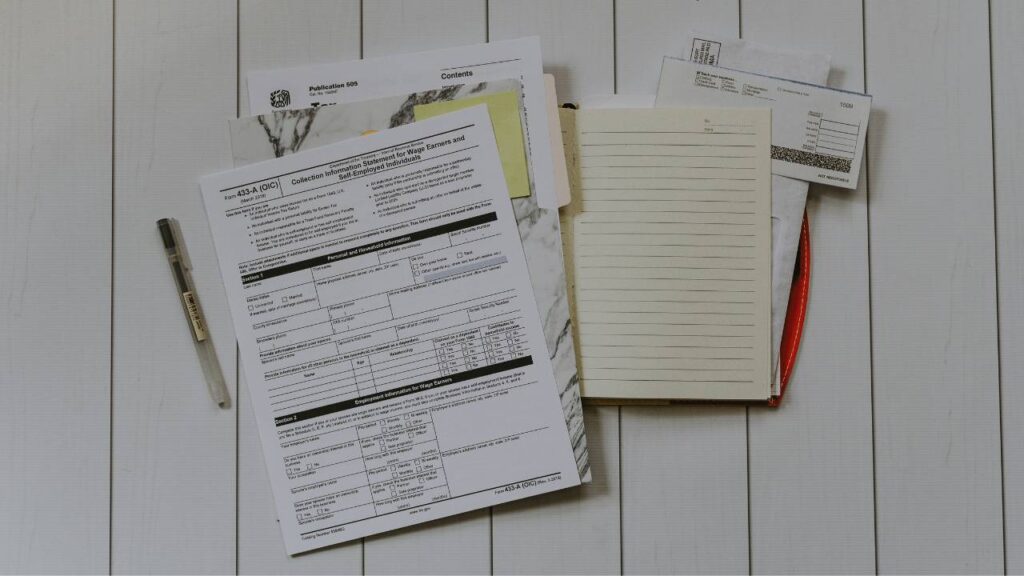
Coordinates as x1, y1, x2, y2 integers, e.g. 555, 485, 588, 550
667, 33, 835, 390
657, 56, 871, 190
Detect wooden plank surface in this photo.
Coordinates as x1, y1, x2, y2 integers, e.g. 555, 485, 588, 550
111, 2, 238, 573
622, 406, 749, 575
615, 3, 751, 574
0, 1, 112, 573
615, 0, 738, 96
992, 0, 1023, 571
489, 0, 614, 102
236, 1, 364, 573
359, 2, 491, 574
492, 406, 620, 575
3, 2, 1019, 573
487, 3, 619, 573
362, 0, 486, 57
742, 1, 876, 573
865, 0, 1003, 572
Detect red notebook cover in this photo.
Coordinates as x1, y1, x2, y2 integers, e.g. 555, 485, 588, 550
769, 210, 811, 407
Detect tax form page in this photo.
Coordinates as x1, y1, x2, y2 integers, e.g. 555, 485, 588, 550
201, 106, 580, 554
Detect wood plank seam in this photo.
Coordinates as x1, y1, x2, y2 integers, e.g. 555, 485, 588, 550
738, 9, 752, 574
991, 2, 1024, 569
610, 3, 622, 573
861, 1, 881, 572
110, 1, 117, 573
235, 4, 242, 575
360, 5, 365, 571
986, 0, 1009, 569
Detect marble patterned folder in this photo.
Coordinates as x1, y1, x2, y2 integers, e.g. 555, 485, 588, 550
228, 80, 590, 480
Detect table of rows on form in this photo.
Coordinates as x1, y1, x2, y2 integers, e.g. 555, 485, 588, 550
268, 322, 531, 415
236, 200, 533, 417
284, 408, 451, 530
811, 115, 859, 161
279, 364, 550, 538
231, 196, 547, 535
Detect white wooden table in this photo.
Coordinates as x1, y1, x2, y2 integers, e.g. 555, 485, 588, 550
2, 1, 1021, 573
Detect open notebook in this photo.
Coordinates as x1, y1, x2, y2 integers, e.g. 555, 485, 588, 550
559, 108, 774, 401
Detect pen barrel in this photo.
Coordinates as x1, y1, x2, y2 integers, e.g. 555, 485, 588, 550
194, 332, 231, 408
174, 258, 231, 408
177, 273, 230, 407
158, 218, 231, 409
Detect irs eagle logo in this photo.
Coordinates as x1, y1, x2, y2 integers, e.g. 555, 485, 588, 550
269, 89, 291, 109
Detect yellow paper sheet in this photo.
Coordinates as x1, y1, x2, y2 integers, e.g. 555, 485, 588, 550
415, 91, 531, 199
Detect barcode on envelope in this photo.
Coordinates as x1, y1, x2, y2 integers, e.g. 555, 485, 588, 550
770, 146, 852, 174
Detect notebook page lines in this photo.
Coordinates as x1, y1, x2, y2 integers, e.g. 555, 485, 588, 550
571, 108, 772, 400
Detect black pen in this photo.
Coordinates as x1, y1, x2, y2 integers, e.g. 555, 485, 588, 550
157, 218, 231, 408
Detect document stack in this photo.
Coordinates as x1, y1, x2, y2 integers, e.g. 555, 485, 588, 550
195, 34, 870, 554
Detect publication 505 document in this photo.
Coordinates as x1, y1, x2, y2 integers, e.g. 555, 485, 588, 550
200, 106, 581, 554
247, 37, 559, 209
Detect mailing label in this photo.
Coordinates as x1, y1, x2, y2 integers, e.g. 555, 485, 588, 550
657, 57, 871, 189
689, 38, 722, 65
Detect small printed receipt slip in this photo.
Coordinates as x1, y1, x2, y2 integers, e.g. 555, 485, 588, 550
657, 57, 871, 189
561, 108, 773, 401
201, 106, 580, 554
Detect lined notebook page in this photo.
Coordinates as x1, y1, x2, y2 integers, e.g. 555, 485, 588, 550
568, 108, 772, 400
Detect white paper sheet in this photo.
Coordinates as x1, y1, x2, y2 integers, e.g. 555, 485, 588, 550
227, 81, 592, 481
201, 106, 580, 553
563, 108, 774, 400
247, 37, 559, 210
